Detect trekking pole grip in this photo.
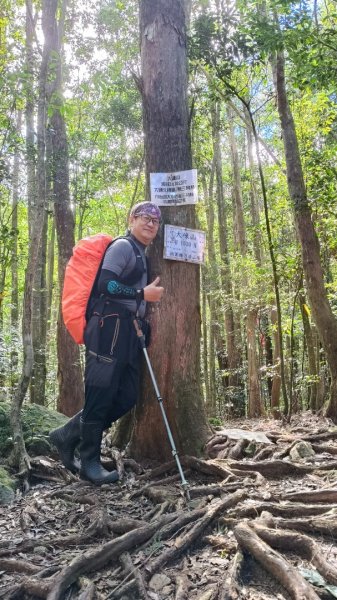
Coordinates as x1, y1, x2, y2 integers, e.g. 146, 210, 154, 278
133, 318, 146, 348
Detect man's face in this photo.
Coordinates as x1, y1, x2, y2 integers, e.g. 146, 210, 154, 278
129, 213, 160, 246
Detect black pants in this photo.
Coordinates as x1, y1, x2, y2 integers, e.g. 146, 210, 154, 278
83, 300, 141, 427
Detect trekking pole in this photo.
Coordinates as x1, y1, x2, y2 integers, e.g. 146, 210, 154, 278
133, 319, 190, 500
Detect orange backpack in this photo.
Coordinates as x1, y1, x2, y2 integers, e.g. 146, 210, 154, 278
62, 233, 113, 344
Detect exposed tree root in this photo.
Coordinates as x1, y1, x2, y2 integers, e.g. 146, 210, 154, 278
283, 488, 337, 502
108, 517, 148, 534
255, 511, 337, 537
182, 456, 234, 479
227, 458, 314, 477
117, 551, 149, 599
145, 490, 247, 579
219, 550, 244, 600
0, 507, 110, 557
234, 522, 320, 599
3, 416, 337, 600
230, 500, 337, 519
227, 439, 249, 460
311, 442, 337, 455
137, 460, 178, 480
140, 484, 179, 505
130, 472, 188, 498
253, 446, 275, 461
47, 514, 175, 600
189, 480, 249, 499
77, 583, 96, 600
0, 558, 41, 575
251, 518, 337, 585
174, 571, 190, 600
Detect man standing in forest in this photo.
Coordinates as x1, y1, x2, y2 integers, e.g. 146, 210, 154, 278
50, 201, 164, 485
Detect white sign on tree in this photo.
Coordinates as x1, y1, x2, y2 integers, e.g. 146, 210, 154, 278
150, 169, 198, 206
164, 225, 206, 265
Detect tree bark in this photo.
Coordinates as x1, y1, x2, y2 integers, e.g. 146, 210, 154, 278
227, 104, 247, 255
10, 111, 22, 390
247, 308, 264, 417
125, 0, 210, 459
48, 0, 83, 416
245, 112, 263, 265
212, 102, 240, 401
270, 306, 281, 416
9, 0, 42, 472
227, 103, 262, 416
273, 45, 337, 420
30, 41, 51, 405
299, 291, 318, 411
202, 170, 217, 415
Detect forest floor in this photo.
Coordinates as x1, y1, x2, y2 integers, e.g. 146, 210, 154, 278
1, 411, 337, 600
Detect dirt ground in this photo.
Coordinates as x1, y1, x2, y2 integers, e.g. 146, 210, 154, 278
1, 412, 337, 600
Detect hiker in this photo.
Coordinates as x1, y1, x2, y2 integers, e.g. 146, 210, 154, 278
50, 201, 164, 485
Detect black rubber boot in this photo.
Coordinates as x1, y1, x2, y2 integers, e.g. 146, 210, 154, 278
49, 411, 82, 473
79, 420, 119, 485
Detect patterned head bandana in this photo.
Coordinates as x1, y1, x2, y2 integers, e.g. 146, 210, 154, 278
130, 201, 161, 221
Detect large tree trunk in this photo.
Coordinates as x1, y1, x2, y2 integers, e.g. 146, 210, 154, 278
273, 47, 337, 421
48, 0, 83, 416
125, 0, 210, 460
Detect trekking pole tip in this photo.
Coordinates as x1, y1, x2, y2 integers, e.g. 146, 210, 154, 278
181, 481, 191, 502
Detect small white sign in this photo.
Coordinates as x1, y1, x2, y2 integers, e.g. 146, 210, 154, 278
150, 169, 198, 206
164, 225, 206, 265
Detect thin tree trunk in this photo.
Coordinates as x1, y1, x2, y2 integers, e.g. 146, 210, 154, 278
227, 104, 247, 255
212, 103, 240, 399
31, 212, 48, 405
9, 0, 41, 472
299, 292, 318, 411
246, 115, 263, 265
272, 43, 337, 421
48, 0, 83, 416
46, 213, 55, 335
202, 171, 217, 415
209, 103, 231, 411
201, 274, 210, 406
261, 309, 273, 403
270, 306, 281, 417
240, 101, 289, 415
227, 103, 262, 416
247, 308, 264, 417
245, 107, 266, 416
30, 41, 52, 405
10, 111, 22, 390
